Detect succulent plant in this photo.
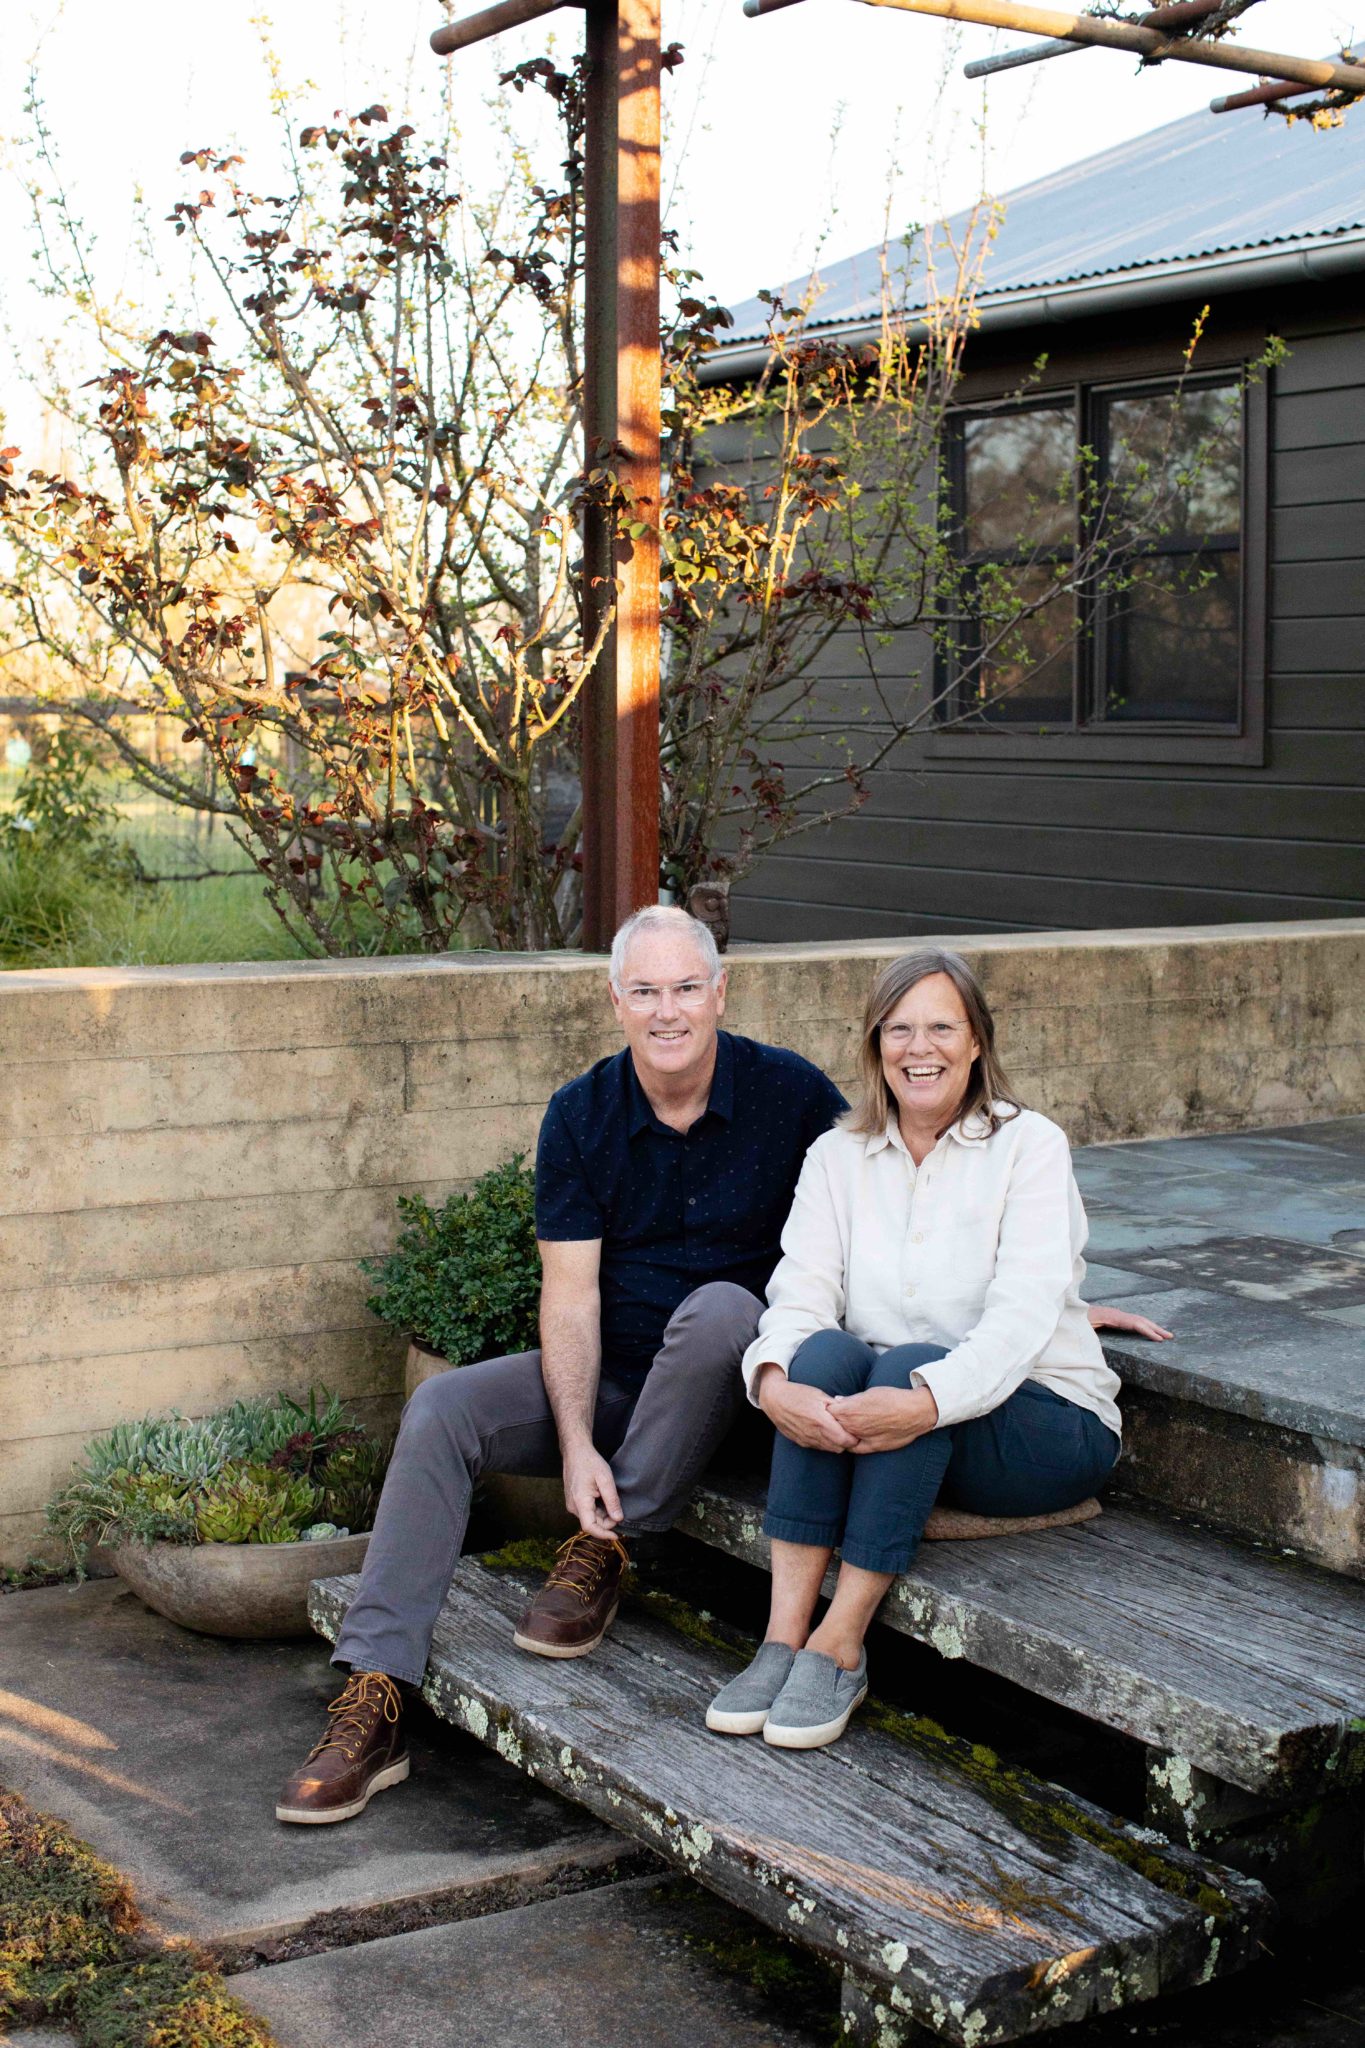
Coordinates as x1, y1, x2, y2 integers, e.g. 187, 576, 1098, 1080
194, 1466, 321, 1545
47, 1470, 198, 1553
299, 1522, 347, 1542
315, 1439, 386, 1535
236, 1388, 357, 1464
80, 1411, 253, 1485
48, 1387, 387, 1566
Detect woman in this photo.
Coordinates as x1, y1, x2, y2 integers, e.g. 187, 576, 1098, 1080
706, 948, 1123, 1752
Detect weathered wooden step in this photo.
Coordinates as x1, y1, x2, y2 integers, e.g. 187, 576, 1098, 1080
678, 1483, 1365, 1802
309, 1559, 1271, 2048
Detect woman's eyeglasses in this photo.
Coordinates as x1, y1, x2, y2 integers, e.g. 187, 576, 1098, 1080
881, 1022, 967, 1048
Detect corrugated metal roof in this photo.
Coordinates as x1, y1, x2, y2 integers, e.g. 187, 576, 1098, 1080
724, 92, 1365, 342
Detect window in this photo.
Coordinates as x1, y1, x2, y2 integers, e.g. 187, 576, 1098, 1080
1096, 382, 1241, 724
951, 398, 1075, 726
935, 367, 1263, 762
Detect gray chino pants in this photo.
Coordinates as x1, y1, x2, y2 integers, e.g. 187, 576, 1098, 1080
332, 1281, 764, 1685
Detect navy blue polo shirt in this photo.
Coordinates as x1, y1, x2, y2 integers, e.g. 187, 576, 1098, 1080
535, 1031, 847, 1388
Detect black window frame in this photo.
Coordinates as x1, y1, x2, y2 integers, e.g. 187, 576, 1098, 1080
928, 362, 1267, 766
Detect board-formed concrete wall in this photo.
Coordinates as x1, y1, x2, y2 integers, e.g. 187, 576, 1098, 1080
4, 916, 1363, 1564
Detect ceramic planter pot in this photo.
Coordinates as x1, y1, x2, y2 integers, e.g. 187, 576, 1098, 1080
405, 1339, 575, 1542
109, 1530, 371, 1639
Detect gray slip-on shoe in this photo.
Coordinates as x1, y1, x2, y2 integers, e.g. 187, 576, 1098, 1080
705, 1640, 797, 1735
762, 1647, 868, 1751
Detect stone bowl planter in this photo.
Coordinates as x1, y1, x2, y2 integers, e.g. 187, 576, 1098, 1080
109, 1530, 371, 1640
406, 1339, 575, 1543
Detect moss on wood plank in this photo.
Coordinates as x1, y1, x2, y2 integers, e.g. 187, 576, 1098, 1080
478, 1551, 1247, 1926
309, 1562, 1271, 2041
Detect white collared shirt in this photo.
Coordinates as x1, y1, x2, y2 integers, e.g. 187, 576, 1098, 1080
741, 1104, 1122, 1437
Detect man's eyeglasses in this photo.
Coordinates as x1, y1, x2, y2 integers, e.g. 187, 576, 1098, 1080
617, 980, 715, 1012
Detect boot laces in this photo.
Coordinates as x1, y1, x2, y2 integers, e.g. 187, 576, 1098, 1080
544, 1532, 628, 1606
308, 1672, 401, 1764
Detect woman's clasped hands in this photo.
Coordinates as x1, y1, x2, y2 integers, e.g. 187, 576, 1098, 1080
757, 1363, 939, 1455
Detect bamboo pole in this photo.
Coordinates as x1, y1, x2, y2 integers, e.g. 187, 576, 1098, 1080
857, 0, 1365, 95
964, 2, 1228, 78
963, 36, 1085, 74
430, 0, 566, 53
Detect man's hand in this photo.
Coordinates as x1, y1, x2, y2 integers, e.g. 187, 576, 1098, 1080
756, 1366, 858, 1451
562, 1440, 623, 1539
828, 1385, 939, 1454
1088, 1303, 1174, 1341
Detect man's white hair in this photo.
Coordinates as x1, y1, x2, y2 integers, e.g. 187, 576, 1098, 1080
609, 904, 721, 988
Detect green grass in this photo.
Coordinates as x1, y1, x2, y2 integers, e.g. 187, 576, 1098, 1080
0, 773, 479, 969
1, 788, 329, 969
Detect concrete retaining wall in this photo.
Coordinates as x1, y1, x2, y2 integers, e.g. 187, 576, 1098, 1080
4, 916, 1363, 1564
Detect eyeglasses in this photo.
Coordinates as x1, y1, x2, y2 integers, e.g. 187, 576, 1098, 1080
881, 1022, 968, 1048
617, 979, 715, 1012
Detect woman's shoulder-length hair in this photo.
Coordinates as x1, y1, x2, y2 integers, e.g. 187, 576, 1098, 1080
841, 947, 1024, 1141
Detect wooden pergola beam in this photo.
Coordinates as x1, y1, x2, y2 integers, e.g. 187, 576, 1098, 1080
855, 0, 1365, 96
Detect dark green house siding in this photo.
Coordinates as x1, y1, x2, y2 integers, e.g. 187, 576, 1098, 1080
723, 291, 1365, 943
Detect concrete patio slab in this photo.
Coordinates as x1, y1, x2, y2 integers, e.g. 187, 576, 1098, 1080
1075, 1118, 1365, 1449
229, 1876, 830, 2048
1075, 1117, 1365, 1573
1091, 1284, 1365, 1444
0, 1578, 631, 1959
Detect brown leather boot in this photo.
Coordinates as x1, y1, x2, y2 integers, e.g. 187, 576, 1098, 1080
513, 1532, 629, 1658
275, 1671, 409, 1825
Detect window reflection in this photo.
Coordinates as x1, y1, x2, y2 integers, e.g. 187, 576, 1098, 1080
963, 404, 1074, 553
1103, 554, 1240, 723
963, 563, 1074, 725
943, 374, 1243, 731
1106, 384, 1241, 538
1100, 381, 1241, 723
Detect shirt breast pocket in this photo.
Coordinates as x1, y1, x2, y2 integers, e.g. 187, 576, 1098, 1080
935, 1209, 999, 1297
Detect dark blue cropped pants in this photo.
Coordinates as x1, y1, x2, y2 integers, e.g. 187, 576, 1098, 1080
763, 1329, 1121, 1575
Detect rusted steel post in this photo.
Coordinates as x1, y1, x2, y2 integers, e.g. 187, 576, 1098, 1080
580, 0, 662, 950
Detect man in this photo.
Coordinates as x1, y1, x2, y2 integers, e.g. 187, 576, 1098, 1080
275, 904, 845, 1824
276, 906, 1171, 1825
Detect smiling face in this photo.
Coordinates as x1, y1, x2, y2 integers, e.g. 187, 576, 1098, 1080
878, 971, 980, 1135
609, 926, 726, 1088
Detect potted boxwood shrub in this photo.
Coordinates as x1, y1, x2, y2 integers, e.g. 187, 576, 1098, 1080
46, 1388, 388, 1638
364, 1156, 572, 1539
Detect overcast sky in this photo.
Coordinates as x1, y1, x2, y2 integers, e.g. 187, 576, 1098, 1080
0, 0, 1357, 439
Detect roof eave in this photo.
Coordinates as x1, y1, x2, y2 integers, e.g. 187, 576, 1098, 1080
701, 230, 1365, 385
